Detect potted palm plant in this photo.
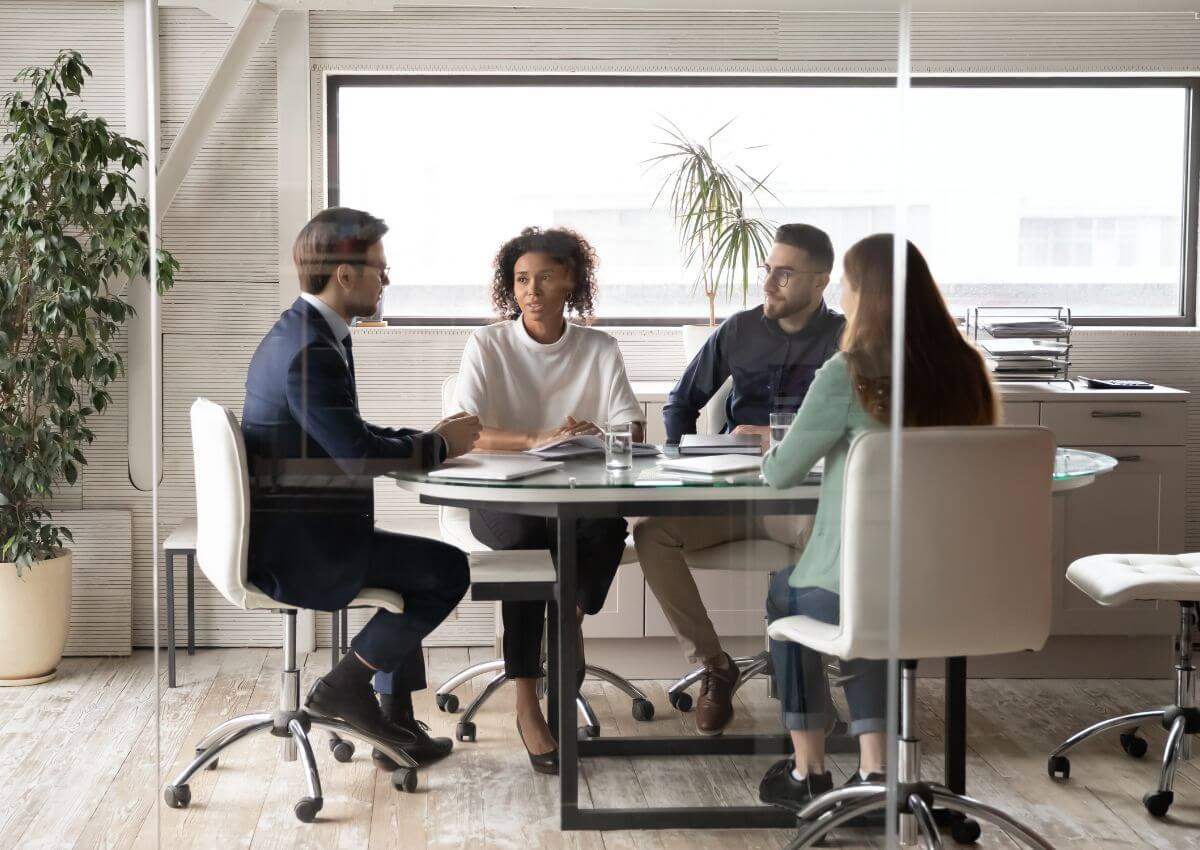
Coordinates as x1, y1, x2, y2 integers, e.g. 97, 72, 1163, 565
0, 51, 177, 684
647, 118, 777, 356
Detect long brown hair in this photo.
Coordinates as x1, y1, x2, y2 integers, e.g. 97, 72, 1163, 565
841, 234, 997, 427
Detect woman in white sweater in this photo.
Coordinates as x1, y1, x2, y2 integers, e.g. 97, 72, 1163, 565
454, 227, 645, 774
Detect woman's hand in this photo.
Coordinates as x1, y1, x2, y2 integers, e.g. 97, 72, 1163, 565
531, 416, 602, 448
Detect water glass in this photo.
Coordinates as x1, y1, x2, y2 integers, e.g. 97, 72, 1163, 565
769, 411, 795, 451
604, 422, 634, 471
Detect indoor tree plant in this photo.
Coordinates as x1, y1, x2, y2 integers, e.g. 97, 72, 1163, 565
0, 51, 177, 684
647, 118, 777, 333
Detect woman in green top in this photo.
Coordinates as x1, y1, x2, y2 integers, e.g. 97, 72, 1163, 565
757, 234, 997, 812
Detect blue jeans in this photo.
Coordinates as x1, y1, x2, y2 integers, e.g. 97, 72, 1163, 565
766, 571, 887, 736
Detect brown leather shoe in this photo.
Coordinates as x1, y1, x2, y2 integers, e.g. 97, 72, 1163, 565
695, 653, 738, 736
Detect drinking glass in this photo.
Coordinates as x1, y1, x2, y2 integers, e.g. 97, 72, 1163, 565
604, 422, 634, 471
769, 411, 795, 451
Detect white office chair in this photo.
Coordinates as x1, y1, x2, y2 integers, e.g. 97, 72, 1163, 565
163, 399, 420, 824
432, 376, 655, 741
769, 427, 1056, 849
1048, 553, 1200, 818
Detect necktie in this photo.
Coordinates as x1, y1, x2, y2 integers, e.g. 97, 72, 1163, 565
341, 334, 358, 406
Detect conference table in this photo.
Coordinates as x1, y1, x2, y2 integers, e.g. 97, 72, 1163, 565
392, 447, 1116, 833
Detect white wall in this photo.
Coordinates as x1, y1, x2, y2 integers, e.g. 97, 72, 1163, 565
5, 1, 1200, 649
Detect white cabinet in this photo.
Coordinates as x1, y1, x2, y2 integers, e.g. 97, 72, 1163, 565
644, 569, 773, 639
1053, 445, 1184, 634
582, 563, 646, 639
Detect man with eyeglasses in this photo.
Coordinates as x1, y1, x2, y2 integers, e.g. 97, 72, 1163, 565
633, 223, 844, 736
242, 207, 481, 769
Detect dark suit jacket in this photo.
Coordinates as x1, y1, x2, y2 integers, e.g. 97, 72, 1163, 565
241, 297, 446, 610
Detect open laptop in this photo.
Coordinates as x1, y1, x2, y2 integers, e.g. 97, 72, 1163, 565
428, 455, 564, 482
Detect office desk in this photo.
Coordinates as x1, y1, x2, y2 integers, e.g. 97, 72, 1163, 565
393, 448, 1115, 832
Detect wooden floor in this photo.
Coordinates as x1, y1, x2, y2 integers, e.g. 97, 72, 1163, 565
2, 649, 1200, 850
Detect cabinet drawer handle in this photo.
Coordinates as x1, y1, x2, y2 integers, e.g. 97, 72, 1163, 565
1113, 455, 1142, 462
1090, 410, 1143, 419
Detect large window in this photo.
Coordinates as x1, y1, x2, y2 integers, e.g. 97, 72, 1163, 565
329, 78, 1196, 324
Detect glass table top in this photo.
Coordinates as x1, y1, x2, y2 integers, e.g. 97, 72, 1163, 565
390, 447, 1117, 490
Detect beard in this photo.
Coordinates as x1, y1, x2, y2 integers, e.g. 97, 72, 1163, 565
764, 289, 813, 320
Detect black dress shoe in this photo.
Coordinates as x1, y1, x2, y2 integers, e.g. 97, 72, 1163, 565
516, 716, 559, 775
305, 678, 418, 752
758, 758, 833, 812
372, 716, 453, 767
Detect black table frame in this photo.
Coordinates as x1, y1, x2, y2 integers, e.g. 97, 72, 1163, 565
420, 491, 969, 832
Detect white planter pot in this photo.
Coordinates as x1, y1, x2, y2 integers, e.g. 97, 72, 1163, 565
0, 550, 72, 685
681, 323, 718, 365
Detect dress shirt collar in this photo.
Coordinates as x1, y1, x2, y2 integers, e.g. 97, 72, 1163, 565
299, 292, 352, 358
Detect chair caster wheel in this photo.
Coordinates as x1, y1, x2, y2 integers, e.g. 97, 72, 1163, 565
436, 693, 460, 713
164, 784, 191, 809
294, 796, 322, 823
950, 816, 981, 844
1143, 790, 1173, 818
329, 737, 355, 763
456, 721, 476, 742
196, 748, 218, 770
1047, 755, 1070, 780
578, 725, 600, 739
392, 767, 418, 793
1120, 731, 1148, 759
632, 698, 655, 721
669, 691, 693, 712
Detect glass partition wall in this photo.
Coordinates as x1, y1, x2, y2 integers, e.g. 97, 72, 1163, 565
146, 2, 911, 845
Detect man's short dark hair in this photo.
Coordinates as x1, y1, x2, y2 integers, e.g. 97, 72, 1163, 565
775, 223, 834, 273
293, 207, 389, 294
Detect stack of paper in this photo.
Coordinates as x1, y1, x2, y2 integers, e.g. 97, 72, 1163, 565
980, 319, 1070, 338
527, 434, 659, 460
678, 433, 763, 455
978, 338, 1067, 380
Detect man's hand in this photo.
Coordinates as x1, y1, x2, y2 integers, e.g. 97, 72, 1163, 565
731, 424, 771, 447
432, 412, 482, 458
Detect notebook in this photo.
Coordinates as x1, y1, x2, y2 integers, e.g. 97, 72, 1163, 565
428, 456, 564, 482
678, 433, 763, 455
526, 434, 659, 460
656, 455, 764, 475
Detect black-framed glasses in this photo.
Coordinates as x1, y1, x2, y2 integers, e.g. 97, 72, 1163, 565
757, 265, 822, 289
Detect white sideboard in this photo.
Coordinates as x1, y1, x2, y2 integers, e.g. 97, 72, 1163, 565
606, 380, 1189, 646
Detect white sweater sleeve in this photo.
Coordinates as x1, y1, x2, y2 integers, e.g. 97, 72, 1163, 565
453, 332, 488, 418
603, 340, 645, 427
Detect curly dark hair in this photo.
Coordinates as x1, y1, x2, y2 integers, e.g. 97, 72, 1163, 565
490, 226, 598, 321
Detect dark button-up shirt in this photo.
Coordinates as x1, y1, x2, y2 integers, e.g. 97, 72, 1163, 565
663, 301, 846, 444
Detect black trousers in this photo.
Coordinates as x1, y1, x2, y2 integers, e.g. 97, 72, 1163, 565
469, 510, 627, 679
349, 528, 471, 696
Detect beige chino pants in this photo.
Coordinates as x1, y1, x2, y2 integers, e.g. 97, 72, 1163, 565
632, 514, 813, 667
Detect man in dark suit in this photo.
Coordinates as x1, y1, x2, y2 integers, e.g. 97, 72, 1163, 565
242, 207, 480, 765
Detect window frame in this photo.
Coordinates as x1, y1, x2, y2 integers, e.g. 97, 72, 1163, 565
326, 74, 1200, 328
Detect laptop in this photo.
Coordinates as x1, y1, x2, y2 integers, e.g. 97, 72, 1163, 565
428, 456, 564, 482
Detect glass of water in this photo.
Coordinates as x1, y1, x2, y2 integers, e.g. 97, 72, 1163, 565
604, 421, 634, 471
769, 411, 795, 451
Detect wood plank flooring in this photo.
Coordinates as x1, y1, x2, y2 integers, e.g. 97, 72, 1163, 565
0, 648, 1197, 849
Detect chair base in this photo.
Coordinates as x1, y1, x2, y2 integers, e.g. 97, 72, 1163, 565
788, 782, 1052, 850
434, 658, 655, 741
164, 708, 420, 823
1048, 601, 1198, 819
783, 660, 1052, 849
166, 610, 419, 825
